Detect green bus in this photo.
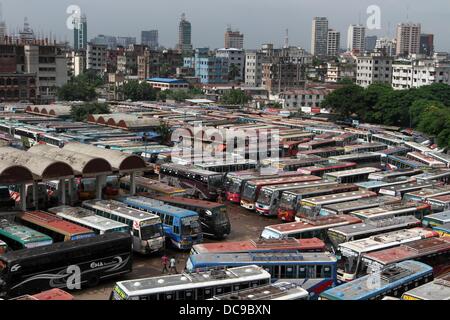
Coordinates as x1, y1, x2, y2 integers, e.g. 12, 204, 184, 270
0, 219, 53, 250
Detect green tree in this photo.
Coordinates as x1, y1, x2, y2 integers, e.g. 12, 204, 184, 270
321, 84, 365, 119
70, 103, 110, 121
228, 64, 241, 82
221, 89, 251, 105
122, 81, 157, 101
155, 120, 173, 145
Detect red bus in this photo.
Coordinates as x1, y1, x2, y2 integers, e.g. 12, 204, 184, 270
281, 138, 312, 157
297, 162, 357, 177
224, 171, 307, 203
296, 147, 345, 158
190, 237, 326, 255
297, 139, 337, 151
16, 211, 96, 242
240, 175, 321, 210
361, 237, 450, 277
261, 215, 362, 240
277, 184, 360, 222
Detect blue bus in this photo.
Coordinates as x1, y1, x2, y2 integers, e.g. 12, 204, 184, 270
185, 251, 337, 298
431, 223, 450, 237
119, 196, 202, 250
319, 260, 433, 300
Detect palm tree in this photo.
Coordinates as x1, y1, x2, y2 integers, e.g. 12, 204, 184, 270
228, 64, 241, 82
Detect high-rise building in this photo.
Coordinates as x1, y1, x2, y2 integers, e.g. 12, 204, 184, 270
375, 38, 397, 56
19, 17, 35, 43
356, 53, 393, 88
224, 27, 244, 49
419, 34, 434, 56
327, 29, 340, 56
347, 25, 366, 53
396, 23, 421, 57
177, 13, 192, 53
311, 17, 329, 57
365, 36, 378, 52
141, 30, 159, 49
73, 14, 88, 51
116, 36, 136, 48
216, 48, 245, 82
87, 42, 107, 73
0, 3, 7, 43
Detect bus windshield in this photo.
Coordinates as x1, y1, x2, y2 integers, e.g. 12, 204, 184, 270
181, 217, 201, 236
211, 207, 229, 224
279, 193, 296, 210
261, 228, 281, 239
242, 184, 257, 200
208, 175, 223, 190
257, 189, 273, 206
228, 179, 242, 193
140, 223, 163, 240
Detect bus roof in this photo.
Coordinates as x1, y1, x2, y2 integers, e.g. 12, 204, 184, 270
246, 175, 321, 187
189, 251, 337, 265
324, 167, 380, 178
83, 200, 161, 222
259, 180, 332, 192
329, 216, 420, 237
160, 164, 224, 177
48, 206, 128, 231
211, 282, 309, 300
320, 261, 433, 300
120, 196, 198, 218
18, 211, 93, 236
266, 215, 361, 234
0, 220, 52, 244
301, 190, 377, 205
150, 195, 225, 210
121, 176, 186, 194
423, 211, 450, 224
192, 238, 325, 254
350, 202, 430, 220
428, 195, 450, 204
362, 237, 450, 266
322, 196, 401, 213
32, 288, 75, 300
338, 227, 438, 254
402, 274, 450, 300
116, 265, 269, 296
379, 181, 434, 195
282, 183, 353, 196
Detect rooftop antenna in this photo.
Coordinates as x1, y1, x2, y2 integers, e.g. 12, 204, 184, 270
406, 4, 410, 21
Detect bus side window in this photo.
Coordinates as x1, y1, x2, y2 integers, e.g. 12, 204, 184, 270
168, 216, 174, 226
298, 266, 306, 278
133, 229, 139, 237
173, 226, 180, 235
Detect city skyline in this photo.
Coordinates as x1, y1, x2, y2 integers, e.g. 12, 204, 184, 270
0, 0, 449, 51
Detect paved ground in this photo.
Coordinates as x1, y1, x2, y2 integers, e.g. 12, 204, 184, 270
72, 201, 277, 300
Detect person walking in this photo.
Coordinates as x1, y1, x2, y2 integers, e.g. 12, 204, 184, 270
169, 256, 178, 274
161, 254, 169, 274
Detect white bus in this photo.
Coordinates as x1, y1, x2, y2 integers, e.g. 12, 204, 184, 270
401, 274, 450, 300
350, 202, 432, 221
209, 282, 309, 300
48, 206, 129, 235
82, 200, 165, 255
337, 227, 438, 282
110, 265, 271, 300
324, 167, 381, 184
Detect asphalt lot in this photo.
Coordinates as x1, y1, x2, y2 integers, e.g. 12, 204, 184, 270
72, 200, 277, 300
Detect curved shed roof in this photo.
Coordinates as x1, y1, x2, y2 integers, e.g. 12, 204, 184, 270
0, 147, 74, 180
63, 142, 146, 172
25, 105, 71, 117
0, 161, 34, 184
28, 144, 113, 177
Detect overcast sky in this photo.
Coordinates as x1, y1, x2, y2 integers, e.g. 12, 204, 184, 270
1, 0, 449, 51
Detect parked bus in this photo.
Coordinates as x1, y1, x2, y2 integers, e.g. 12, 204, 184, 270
371, 134, 405, 146
297, 162, 357, 177
329, 153, 382, 166
119, 196, 202, 250
320, 196, 401, 216
337, 227, 438, 282
320, 261, 433, 300
413, 169, 450, 184
110, 265, 271, 301
362, 237, 450, 276
277, 184, 360, 222
81, 200, 165, 254
11, 288, 75, 301
159, 164, 224, 201
368, 169, 423, 181
401, 273, 450, 300
261, 215, 361, 240
185, 251, 337, 298
120, 176, 187, 197
48, 206, 129, 235
298, 190, 377, 219
344, 143, 387, 154
378, 181, 434, 197
296, 147, 345, 158
194, 159, 258, 173
383, 155, 428, 170
422, 211, 450, 228
403, 185, 450, 204
426, 195, 450, 212
262, 157, 328, 172
350, 202, 432, 221
428, 152, 450, 168
0, 233, 133, 298
149, 195, 231, 239
209, 282, 309, 300
15, 211, 96, 242
324, 167, 381, 184
327, 216, 421, 249
255, 180, 336, 217
0, 220, 53, 250
297, 139, 336, 151
190, 237, 326, 255
432, 223, 450, 237
407, 152, 446, 168
224, 171, 307, 203
355, 177, 413, 193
